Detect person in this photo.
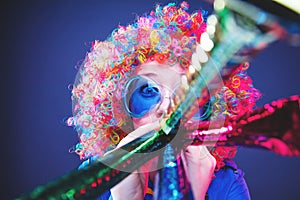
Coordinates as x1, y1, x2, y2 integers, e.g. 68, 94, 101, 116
70, 2, 260, 199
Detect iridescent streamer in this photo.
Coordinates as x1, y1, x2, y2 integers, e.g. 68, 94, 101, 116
156, 144, 183, 200
186, 95, 300, 157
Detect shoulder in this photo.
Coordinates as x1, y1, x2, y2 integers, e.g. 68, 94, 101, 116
207, 160, 251, 200
78, 156, 100, 170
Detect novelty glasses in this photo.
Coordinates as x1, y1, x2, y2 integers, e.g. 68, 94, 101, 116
122, 75, 212, 120
123, 75, 168, 118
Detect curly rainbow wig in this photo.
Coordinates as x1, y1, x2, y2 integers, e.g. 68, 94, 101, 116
68, 2, 260, 170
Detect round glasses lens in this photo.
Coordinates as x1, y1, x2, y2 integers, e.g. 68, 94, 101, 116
192, 100, 212, 121
124, 76, 161, 118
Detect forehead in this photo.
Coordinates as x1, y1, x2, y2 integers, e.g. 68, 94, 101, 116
136, 62, 185, 89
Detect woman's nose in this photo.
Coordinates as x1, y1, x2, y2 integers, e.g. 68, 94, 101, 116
155, 95, 171, 118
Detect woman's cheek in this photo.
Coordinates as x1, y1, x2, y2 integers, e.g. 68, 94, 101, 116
132, 114, 160, 129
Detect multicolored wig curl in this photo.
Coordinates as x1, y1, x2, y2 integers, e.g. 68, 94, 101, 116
68, 2, 260, 170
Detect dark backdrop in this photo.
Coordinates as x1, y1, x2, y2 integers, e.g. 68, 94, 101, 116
1, 0, 300, 199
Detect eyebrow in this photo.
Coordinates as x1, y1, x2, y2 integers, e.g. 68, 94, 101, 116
140, 72, 158, 77
140, 74, 182, 95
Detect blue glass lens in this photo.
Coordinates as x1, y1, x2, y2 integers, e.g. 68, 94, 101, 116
192, 100, 212, 121
123, 76, 161, 118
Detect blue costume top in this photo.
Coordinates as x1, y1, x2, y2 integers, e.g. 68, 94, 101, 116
207, 160, 251, 200
79, 158, 251, 200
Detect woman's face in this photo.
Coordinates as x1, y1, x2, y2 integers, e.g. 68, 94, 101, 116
126, 61, 185, 129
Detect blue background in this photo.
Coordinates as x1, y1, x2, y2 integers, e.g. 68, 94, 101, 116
1, 0, 300, 199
